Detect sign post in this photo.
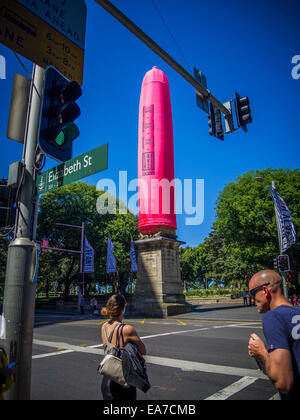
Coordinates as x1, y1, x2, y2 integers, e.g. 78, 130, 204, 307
1, 64, 45, 400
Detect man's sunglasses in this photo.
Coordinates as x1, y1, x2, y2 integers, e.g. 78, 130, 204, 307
249, 282, 270, 299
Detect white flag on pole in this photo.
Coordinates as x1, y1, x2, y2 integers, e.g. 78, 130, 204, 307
106, 237, 117, 273
129, 239, 137, 272
84, 237, 94, 273
268, 188, 297, 253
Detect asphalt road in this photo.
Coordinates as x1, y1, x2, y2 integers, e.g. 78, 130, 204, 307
31, 305, 279, 401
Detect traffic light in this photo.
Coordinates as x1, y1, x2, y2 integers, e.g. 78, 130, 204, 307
277, 255, 290, 272
235, 92, 252, 132
273, 257, 278, 270
287, 273, 293, 287
208, 102, 224, 140
0, 178, 16, 229
38, 66, 82, 163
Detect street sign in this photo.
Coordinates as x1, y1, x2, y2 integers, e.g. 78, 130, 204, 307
15, 0, 86, 50
194, 67, 209, 114
36, 143, 108, 195
0, 0, 86, 84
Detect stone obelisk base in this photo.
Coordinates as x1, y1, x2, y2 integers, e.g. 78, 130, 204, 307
132, 233, 192, 318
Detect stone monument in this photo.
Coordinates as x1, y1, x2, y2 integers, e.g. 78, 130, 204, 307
132, 67, 192, 318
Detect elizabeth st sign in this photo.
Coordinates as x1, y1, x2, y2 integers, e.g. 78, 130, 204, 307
36, 143, 108, 194
0, 0, 86, 84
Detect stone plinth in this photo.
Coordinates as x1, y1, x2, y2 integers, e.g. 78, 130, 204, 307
132, 235, 192, 318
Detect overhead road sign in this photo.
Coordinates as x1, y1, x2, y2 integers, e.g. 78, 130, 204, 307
15, 0, 86, 50
0, 0, 86, 85
194, 68, 209, 114
36, 143, 108, 195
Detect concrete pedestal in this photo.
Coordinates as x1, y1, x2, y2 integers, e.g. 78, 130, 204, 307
132, 235, 192, 318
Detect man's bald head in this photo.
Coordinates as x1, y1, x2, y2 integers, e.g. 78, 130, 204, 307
249, 270, 282, 293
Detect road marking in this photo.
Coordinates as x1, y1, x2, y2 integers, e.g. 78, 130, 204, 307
141, 319, 146, 324
32, 339, 266, 380
232, 325, 263, 329
33, 322, 258, 358
269, 393, 280, 400
32, 349, 74, 359
145, 356, 266, 380
177, 320, 187, 325
204, 376, 258, 400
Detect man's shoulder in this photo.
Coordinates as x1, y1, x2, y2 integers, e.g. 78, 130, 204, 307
263, 305, 300, 329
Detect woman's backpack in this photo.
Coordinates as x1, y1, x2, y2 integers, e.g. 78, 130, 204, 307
97, 322, 129, 388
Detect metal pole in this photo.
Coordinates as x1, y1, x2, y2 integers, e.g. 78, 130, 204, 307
271, 181, 288, 299
94, 0, 230, 116
1, 64, 45, 400
81, 222, 85, 296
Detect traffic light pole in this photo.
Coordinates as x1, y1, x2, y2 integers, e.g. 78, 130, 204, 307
94, 0, 230, 117
1, 64, 45, 400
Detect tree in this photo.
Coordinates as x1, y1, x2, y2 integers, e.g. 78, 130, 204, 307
37, 182, 138, 298
179, 244, 206, 290
214, 168, 300, 289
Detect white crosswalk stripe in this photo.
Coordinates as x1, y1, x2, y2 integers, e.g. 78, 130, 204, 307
204, 376, 258, 400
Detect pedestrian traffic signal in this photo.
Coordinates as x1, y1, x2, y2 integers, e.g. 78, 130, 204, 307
235, 92, 252, 132
208, 102, 224, 140
277, 255, 290, 272
0, 178, 16, 229
38, 66, 82, 163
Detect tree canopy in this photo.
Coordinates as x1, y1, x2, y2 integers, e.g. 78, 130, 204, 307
180, 168, 300, 291
37, 182, 139, 297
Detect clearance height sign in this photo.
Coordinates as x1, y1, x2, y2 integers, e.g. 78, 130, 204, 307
0, 0, 86, 84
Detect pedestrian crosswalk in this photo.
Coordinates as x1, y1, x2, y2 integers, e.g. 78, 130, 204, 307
32, 319, 276, 400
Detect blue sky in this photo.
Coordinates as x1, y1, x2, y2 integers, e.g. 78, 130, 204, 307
0, 0, 299, 247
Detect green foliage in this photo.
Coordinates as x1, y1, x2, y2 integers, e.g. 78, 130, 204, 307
179, 244, 206, 289
184, 289, 232, 298
37, 182, 138, 297
214, 168, 300, 287
180, 168, 300, 291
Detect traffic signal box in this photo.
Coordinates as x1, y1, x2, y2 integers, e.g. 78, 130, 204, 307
38, 66, 82, 163
208, 102, 224, 141
277, 255, 290, 273
235, 92, 252, 132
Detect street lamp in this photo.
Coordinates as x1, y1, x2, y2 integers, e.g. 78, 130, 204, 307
255, 177, 288, 298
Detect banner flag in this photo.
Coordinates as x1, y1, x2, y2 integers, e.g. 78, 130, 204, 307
84, 237, 94, 273
268, 188, 296, 253
130, 239, 137, 272
106, 237, 117, 273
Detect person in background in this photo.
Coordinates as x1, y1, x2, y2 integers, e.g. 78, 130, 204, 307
93, 297, 98, 315
242, 288, 248, 305
292, 294, 298, 307
89, 297, 94, 316
248, 270, 300, 400
100, 294, 146, 400
80, 295, 85, 315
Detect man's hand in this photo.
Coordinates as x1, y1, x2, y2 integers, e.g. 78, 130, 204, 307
248, 333, 267, 359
